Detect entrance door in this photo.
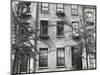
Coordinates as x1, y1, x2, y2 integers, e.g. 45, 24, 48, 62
72, 46, 82, 70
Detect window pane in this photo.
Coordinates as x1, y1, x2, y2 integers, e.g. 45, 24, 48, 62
41, 3, 49, 12
72, 22, 79, 29
57, 21, 64, 36
39, 48, 48, 67
57, 4, 63, 8
40, 20, 48, 35
57, 8, 64, 12
71, 5, 78, 14
42, 3, 48, 7
20, 55, 28, 73
57, 48, 65, 66
72, 5, 78, 9
86, 12, 93, 18
42, 8, 48, 11
57, 4, 64, 12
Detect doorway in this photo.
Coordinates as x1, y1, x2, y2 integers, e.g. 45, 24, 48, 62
71, 46, 82, 70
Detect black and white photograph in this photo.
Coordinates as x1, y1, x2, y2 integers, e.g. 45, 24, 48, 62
11, 0, 96, 74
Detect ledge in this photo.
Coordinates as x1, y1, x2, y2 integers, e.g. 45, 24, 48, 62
56, 66, 66, 68
38, 67, 49, 70
56, 36, 65, 38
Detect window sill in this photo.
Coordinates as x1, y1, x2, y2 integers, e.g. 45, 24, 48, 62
56, 36, 65, 38
38, 67, 49, 69
56, 66, 66, 68
71, 13, 79, 16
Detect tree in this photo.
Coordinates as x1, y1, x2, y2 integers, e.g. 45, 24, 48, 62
11, 1, 52, 74
11, 1, 96, 74
56, 10, 96, 69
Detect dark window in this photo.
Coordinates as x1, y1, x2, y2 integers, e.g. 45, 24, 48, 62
57, 4, 64, 12
57, 21, 64, 36
57, 48, 65, 67
41, 3, 49, 13
19, 55, 28, 73
71, 5, 78, 15
40, 20, 48, 35
39, 48, 48, 67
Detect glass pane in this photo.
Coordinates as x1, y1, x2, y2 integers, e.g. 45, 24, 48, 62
57, 8, 64, 12
39, 48, 48, 67
40, 20, 48, 35
57, 48, 64, 57
72, 22, 79, 29
57, 4, 63, 8
57, 57, 65, 66
72, 5, 78, 9
57, 48, 65, 66
42, 3, 48, 7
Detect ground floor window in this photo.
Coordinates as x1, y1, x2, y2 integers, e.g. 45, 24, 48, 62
39, 48, 48, 67
89, 54, 96, 69
57, 48, 65, 67
19, 54, 28, 73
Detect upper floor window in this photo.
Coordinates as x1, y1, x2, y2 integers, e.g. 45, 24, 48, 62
40, 20, 48, 35
39, 48, 48, 67
57, 4, 64, 12
71, 5, 78, 15
72, 21, 79, 35
85, 11, 93, 18
57, 48, 65, 67
41, 3, 49, 13
57, 21, 64, 37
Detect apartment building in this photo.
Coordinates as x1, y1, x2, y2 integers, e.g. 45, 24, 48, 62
11, 1, 96, 74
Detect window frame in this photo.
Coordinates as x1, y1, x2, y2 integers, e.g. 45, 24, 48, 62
56, 48, 65, 67
56, 21, 64, 37
39, 48, 48, 68
40, 20, 48, 36
19, 54, 28, 73
56, 4, 64, 12
72, 21, 79, 35
71, 5, 78, 15
41, 2, 49, 13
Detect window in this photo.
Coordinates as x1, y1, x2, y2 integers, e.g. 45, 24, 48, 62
39, 48, 48, 67
85, 11, 94, 25
57, 4, 64, 12
41, 3, 49, 13
40, 20, 48, 35
72, 21, 79, 35
89, 54, 96, 69
71, 5, 78, 15
86, 11, 93, 18
19, 55, 28, 73
57, 21, 64, 37
57, 48, 65, 67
